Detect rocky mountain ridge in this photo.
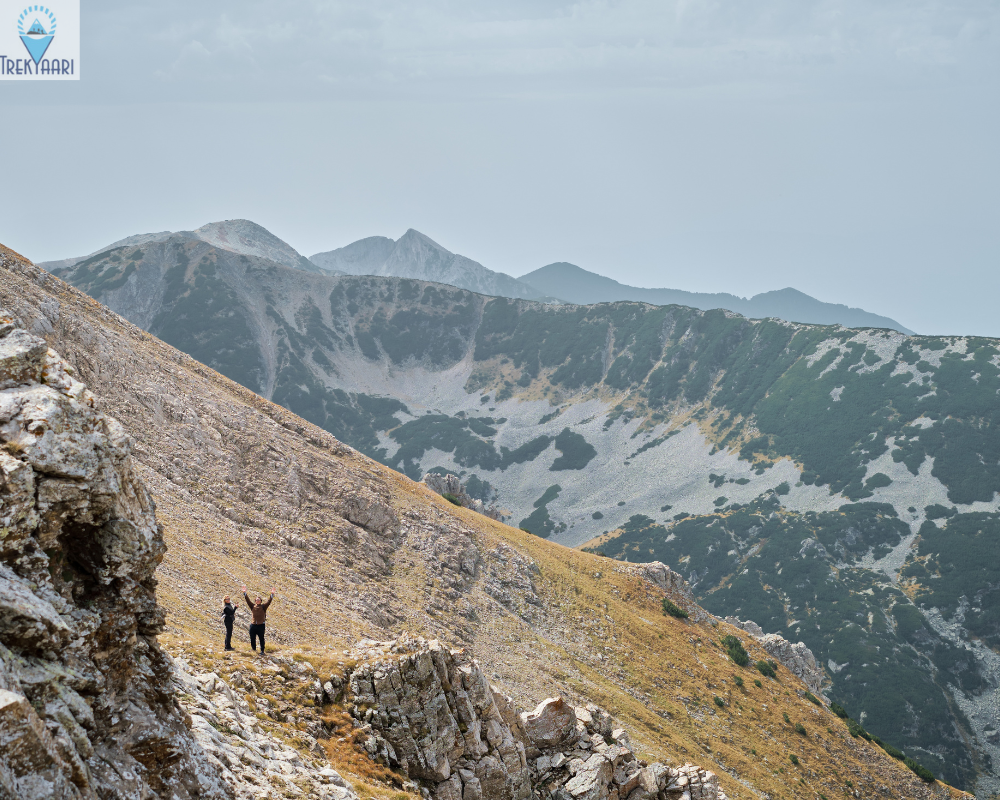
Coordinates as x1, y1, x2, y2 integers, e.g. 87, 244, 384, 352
39, 219, 318, 274
0, 241, 958, 800
310, 229, 546, 300
41, 218, 910, 330
518, 263, 913, 334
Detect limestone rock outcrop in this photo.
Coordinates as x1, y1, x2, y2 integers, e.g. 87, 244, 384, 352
0, 315, 228, 799
423, 473, 505, 522
615, 561, 705, 622
724, 617, 826, 696
339, 637, 728, 800
172, 657, 359, 800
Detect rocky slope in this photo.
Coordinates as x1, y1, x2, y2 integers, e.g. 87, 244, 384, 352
40, 240, 1000, 790
0, 315, 227, 798
342, 636, 728, 800
0, 242, 962, 799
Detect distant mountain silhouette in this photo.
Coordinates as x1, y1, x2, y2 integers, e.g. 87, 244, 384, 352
519, 262, 914, 334
311, 229, 547, 300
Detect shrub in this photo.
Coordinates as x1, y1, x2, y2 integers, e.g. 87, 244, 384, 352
830, 701, 848, 719
782, 712, 790, 724
754, 679, 762, 688
714, 696, 725, 708
846, 718, 871, 741
775, 481, 791, 495
873, 737, 904, 760
734, 676, 744, 688
662, 598, 689, 619
803, 691, 822, 706
755, 660, 777, 679
442, 492, 462, 506
789, 754, 799, 766
904, 757, 935, 783
591, 511, 604, 520
794, 723, 807, 735
721, 635, 750, 667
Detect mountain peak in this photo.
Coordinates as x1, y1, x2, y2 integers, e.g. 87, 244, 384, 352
311, 230, 546, 300
191, 219, 306, 269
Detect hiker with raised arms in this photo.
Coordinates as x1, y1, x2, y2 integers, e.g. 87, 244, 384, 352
242, 584, 275, 654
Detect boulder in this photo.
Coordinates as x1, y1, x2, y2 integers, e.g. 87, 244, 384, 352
521, 697, 578, 749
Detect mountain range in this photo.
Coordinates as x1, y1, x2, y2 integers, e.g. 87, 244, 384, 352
519, 262, 915, 334
1, 241, 959, 800
38, 219, 1000, 792
40, 219, 912, 332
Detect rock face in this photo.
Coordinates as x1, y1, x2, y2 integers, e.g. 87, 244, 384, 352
341, 638, 728, 800
423, 472, 505, 522
0, 315, 228, 799
724, 617, 826, 696
172, 658, 359, 800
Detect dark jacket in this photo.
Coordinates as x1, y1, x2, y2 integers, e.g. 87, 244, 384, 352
221, 602, 237, 622
245, 593, 272, 625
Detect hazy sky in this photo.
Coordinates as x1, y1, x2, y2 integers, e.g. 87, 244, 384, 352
2, 1, 998, 335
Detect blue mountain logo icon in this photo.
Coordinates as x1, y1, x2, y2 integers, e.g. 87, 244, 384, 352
17, 6, 57, 66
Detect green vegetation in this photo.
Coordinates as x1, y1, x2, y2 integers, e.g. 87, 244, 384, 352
713, 696, 725, 708
442, 493, 462, 506
794, 723, 806, 736
518, 485, 564, 538
550, 428, 597, 471
661, 598, 689, 619
720, 634, 749, 667
756, 661, 777, 679
905, 758, 935, 783
586, 497, 976, 788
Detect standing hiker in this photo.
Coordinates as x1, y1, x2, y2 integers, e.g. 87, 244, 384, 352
221, 595, 237, 651
242, 584, 275, 654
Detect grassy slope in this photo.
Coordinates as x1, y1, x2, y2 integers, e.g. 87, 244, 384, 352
2, 243, 967, 800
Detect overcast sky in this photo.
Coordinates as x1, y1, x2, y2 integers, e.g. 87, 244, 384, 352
2, 0, 998, 335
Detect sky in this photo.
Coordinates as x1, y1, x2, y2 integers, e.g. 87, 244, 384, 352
2, 1, 998, 335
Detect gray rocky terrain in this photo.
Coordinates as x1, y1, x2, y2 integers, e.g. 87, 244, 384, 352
339, 636, 729, 800
0, 317, 228, 799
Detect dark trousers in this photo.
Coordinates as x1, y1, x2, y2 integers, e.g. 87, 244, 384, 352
224, 619, 233, 649
249, 623, 266, 652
